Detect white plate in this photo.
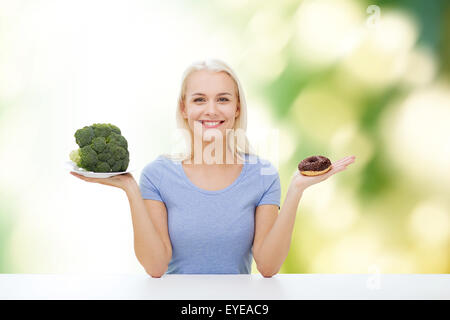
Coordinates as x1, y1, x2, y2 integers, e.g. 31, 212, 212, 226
65, 161, 134, 178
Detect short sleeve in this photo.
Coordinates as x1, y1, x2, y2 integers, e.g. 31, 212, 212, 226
139, 157, 165, 202
257, 161, 281, 210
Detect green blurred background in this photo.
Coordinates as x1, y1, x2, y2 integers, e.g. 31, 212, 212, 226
0, 0, 448, 274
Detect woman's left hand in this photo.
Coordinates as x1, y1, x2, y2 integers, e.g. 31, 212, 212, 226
290, 155, 356, 192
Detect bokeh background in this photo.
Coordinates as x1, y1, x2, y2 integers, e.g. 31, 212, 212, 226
0, 0, 448, 274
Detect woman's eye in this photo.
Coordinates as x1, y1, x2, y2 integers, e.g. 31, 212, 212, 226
194, 97, 229, 102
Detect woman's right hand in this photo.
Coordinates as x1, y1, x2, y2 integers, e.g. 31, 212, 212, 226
70, 171, 136, 191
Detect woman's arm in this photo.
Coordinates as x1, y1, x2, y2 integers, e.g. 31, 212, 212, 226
124, 180, 172, 277
252, 184, 303, 277
252, 156, 356, 277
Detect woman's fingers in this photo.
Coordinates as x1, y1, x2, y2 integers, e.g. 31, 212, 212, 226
329, 157, 355, 175
70, 172, 84, 179
332, 155, 356, 167
330, 157, 355, 171
70, 171, 99, 183
333, 162, 353, 172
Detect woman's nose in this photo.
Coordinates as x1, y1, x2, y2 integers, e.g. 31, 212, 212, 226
204, 101, 219, 115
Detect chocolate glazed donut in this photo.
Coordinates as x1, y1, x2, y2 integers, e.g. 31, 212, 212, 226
298, 155, 332, 176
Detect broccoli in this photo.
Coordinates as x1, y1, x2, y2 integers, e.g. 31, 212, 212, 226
69, 123, 130, 172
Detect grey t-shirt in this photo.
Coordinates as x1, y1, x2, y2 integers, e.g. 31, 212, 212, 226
139, 153, 281, 274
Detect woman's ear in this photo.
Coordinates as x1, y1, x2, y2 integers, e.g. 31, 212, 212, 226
235, 105, 240, 118
180, 101, 187, 118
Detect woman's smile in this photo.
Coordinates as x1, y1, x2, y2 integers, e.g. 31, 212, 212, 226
197, 120, 225, 129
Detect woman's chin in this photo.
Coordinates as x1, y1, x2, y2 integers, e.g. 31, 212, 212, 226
193, 131, 226, 141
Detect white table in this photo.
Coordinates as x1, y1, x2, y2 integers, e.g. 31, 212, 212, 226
0, 274, 448, 300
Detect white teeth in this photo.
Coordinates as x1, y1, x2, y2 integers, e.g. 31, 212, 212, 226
201, 121, 221, 126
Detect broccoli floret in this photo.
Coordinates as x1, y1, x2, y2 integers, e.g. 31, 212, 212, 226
91, 136, 107, 153
95, 162, 111, 172
97, 150, 111, 162
74, 126, 95, 147
79, 145, 98, 171
69, 123, 129, 172
121, 156, 130, 171
110, 145, 127, 160
106, 132, 128, 149
111, 161, 123, 172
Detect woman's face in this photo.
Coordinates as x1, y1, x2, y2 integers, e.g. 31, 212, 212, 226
181, 70, 240, 142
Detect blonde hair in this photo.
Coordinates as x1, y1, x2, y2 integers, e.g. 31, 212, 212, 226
164, 59, 257, 162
